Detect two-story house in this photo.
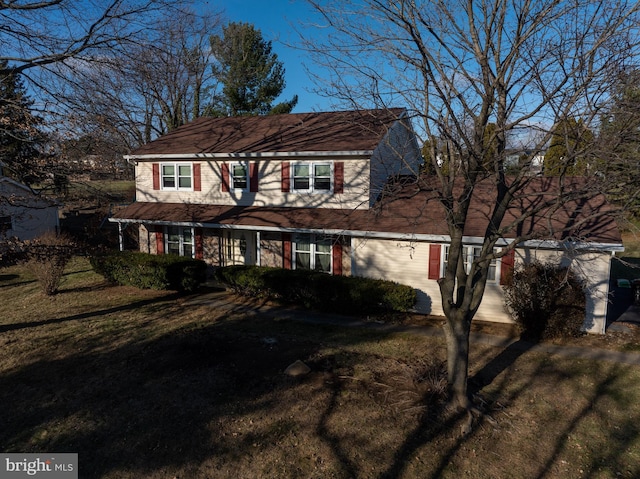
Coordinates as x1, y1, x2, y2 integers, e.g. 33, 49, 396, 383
110, 108, 623, 334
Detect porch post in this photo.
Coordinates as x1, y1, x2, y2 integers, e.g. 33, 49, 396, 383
118, 222, 124, 251
256, 231, 261, 266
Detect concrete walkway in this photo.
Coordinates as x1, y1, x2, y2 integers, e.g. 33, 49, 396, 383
186, 289, 640, 367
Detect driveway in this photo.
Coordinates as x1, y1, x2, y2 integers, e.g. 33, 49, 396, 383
606, 278, 640, 332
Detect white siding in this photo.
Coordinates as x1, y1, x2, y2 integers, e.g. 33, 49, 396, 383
518, 248, 612, 334
135, 158, 371, 210
5, 206, 59, 240
351, 238, 513, 322
352, 237, 614, 331
352, 238, 438, 313
0, 180, 59, 241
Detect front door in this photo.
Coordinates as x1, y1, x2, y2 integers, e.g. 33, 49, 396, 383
224, 230, 256, 266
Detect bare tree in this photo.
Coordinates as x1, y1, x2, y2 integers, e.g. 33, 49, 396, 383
44, 7, 223, 150
0, 0, 199, 176
302, 0, 640, 412
0, 0, 175, 75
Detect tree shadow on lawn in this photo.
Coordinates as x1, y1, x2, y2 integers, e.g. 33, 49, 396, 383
0, 275, 35, 289
468, 341, 640, 479
0, 315, 323, 478
372, 338, 640, 479
0, 273, 19, 283
1, 310, 639, 478
0, 293, 182, 333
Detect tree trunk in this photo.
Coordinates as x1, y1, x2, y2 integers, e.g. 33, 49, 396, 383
443, 311, 473, 410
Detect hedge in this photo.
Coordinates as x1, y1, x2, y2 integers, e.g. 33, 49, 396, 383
214, 265, 416, 315
90, 251, 207, 293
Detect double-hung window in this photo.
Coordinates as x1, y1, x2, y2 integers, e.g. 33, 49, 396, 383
230, 162, 248, 190
292, 162, 332, 193
294, 234, 332, 273
443, 245, 497, 282
161, 163, 192, 190
165, 226, 194, 258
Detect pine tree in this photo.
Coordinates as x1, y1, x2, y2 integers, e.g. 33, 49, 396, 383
0, 60, 45, 184
543, 118, 593, 176
598, 70, 640, 216
207, 22, 298, 117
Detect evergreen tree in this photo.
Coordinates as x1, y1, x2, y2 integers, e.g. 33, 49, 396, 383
600, 70, 640, 177
598, 70, 640, 215
543, 117, 594, 176
207, 22, 298, 117
0, 60, 45, 184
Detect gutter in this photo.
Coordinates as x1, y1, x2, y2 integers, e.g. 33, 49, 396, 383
108, 216, 623, 253
123, 150, 375, 161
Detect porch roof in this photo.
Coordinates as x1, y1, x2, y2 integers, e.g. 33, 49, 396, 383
111, 176, 623, 249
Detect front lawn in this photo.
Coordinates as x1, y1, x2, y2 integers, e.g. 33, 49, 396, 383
1, 258, 639, 478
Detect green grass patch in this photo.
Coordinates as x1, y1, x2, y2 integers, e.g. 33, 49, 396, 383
620, 231, 640, 259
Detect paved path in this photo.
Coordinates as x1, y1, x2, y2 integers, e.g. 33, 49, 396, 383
186, 290, 640, 367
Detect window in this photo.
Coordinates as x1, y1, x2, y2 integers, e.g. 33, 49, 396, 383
161, 163, 192, 190
470, 246, 496, 281
292, 162, 332, 192
0, 215, 11, 235
443, 245, 496, 281
230, 162, 248, 190
165, 226, 194, 257
294, 234, 332, 273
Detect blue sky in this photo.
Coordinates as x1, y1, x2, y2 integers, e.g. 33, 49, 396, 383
208, 0, 328, 113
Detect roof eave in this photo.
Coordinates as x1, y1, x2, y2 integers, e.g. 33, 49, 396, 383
124, 150, 375, 161
108, 216, 623, 252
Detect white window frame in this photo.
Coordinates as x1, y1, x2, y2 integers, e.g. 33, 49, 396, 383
161, 162, 193, 191
165, 226, 195, 258
229, 161, 249, 191
291, 161, 333, 193
293, 234, 332, 273
443, 245, 498, 282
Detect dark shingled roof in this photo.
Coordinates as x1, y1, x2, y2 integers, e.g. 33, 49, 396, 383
129, 108, 406, 156
113, 177, 622, 245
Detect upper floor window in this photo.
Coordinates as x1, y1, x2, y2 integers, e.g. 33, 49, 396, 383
230, 162, 248, 190
222, 161, 258, 193
294, 234, 332, 273
162, 163, 192, 191
292, 162, 332, 193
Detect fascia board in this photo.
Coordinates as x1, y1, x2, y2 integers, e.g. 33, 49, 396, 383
109, 216, 624, 253
124, 151, 374, 161
521, 239, 625, 252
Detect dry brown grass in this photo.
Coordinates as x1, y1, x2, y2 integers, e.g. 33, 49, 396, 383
1, 258, 640, 478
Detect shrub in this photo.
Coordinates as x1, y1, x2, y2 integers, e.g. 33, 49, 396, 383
503, 261, 586, 340
91, 252, 207, 293
213, 265, 417, 315
0, 236, 28, 267
24, 231, 75, 295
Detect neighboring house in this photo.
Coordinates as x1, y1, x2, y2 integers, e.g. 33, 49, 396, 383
110, 109, 623, 334
505, 149, 545, 175
0, 176, 60, 240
